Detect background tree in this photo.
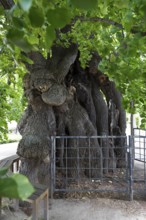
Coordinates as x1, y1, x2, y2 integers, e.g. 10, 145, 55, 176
0, 0, 146, 185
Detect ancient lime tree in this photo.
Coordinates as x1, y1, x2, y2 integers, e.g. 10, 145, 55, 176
0, 0, 146, 185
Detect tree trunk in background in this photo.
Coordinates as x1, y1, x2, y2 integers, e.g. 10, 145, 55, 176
16, 46, 126, 187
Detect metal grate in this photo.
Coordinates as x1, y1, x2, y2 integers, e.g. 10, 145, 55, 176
50, 136, 131, 198
133, 128, 146, 162
131, 131, 146, 197
50, 135, 146, 200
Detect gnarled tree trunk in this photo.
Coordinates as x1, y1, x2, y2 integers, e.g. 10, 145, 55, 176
16, 46, 126, 187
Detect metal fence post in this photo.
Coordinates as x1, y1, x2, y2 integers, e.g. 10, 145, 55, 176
144, 137, 146, 190
49, 135, 132, 199
50, 136, 56, 200
128, 135, 134, 201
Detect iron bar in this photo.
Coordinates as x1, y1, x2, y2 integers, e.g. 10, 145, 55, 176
50, 134, 146, 200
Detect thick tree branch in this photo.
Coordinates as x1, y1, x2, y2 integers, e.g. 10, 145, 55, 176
73, 16, 146, 36
131, 29, 146, 36
0, 0, 14, 9
74, 16, 123, 29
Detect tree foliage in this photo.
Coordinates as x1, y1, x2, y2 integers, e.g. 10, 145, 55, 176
0, 0, 146, 142
0, 167, 34, 199
0, 24, 27, 142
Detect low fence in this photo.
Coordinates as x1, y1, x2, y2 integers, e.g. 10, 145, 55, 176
1, 134, 145, 201
132, 129, 146, 198
50, 135, 146, 200
51, 136, 131, 199
133, 128, 146, 162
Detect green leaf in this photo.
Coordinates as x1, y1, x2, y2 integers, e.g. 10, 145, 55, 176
0, 174, 34, 200
16, 39, 32, 52
21, 54, 34, 64
12, 17, 25, 29
45, 25, 56, 49
7, 28, 24, 41
0, 6, 4, 15
0, 168, 8, 177
114, 0, 129, 9
18, 0, 33, 11
7, 28, 32, 52
29, 6, 44, 27
70, 0, 97, 10
46, 8, 72, 28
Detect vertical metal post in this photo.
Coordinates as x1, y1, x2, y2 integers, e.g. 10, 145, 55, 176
50, 136, 53, 201
77, 138, 80, 185
100, 137, 103, 175
128, 136, 134, 201
89, 138, 91, 180
130, 100, 134, 136
144, 138, 146, 190
125, 136, 129, 181
50, 136, 56, 201
65, 138, 68, 188
100, 137, 103, 178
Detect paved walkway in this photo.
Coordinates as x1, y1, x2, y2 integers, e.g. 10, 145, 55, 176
2, 198, 146, 220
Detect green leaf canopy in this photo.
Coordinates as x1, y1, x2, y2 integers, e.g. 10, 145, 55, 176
0, 0, 146, 131
70, 0, 97, 10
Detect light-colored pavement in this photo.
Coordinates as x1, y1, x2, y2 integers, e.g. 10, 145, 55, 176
49, 199, 146, 220
2, 198, 146, 220
0, 142, 18, 160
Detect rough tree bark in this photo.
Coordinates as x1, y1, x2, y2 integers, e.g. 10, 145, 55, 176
0, 0, 127, 189
16, 46, 126, 188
